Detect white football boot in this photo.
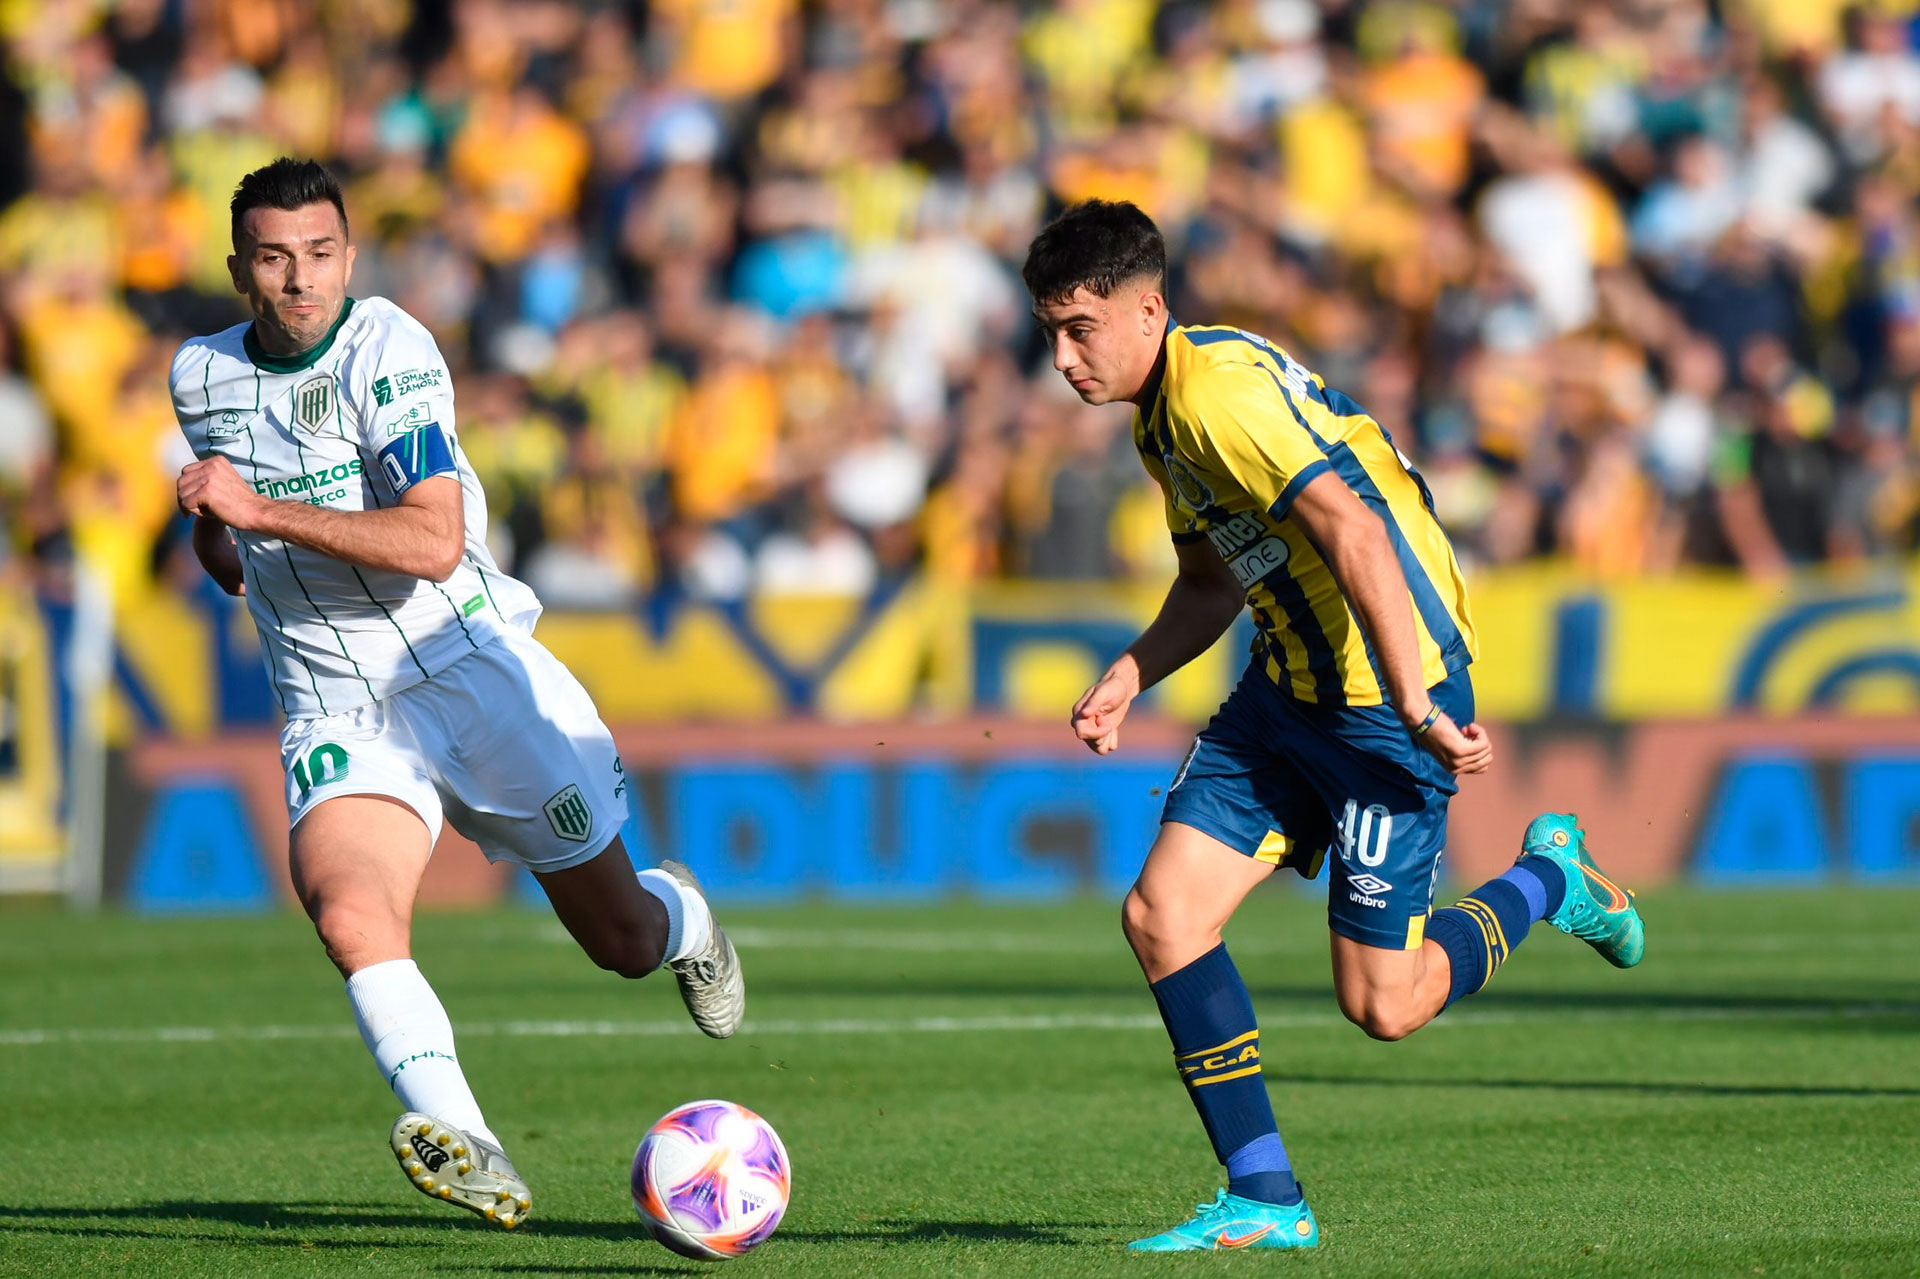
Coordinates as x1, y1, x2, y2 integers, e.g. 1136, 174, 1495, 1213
658, 859, 746, 1038
389, 1112, 532, 1229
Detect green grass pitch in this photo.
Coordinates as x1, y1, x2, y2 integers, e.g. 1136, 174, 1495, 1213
3, 886, 1917, 1277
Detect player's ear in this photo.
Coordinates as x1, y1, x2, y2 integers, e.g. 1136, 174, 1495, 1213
343, 241, 357, 288
1139, 287, 1165, 334
227, 253, 244, 294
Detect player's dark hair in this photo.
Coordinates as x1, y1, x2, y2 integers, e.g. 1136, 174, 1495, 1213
230, 157, 349, 248
1021, 199, 1166, 305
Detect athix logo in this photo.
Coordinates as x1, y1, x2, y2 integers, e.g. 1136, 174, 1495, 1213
544, 784, 593, 842
208, 409, 244, 439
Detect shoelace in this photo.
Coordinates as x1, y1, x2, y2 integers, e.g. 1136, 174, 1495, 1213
1190, 1190, 1231, 1219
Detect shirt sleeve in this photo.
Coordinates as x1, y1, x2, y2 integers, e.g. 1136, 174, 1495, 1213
341, 308, 460, 499
167, 341, 210, 456
1169, 361, 1333, 520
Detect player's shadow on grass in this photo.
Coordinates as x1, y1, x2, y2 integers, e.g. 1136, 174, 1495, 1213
445, 1265, 697, 1276
767, 977, 1920, 1019
780, 1219, 1092, 1245
0, 1200, 457, 1244
1403, 987, 1920, 1016
1266, 1072, 1920, 1099
515, 1217, 1093, 1245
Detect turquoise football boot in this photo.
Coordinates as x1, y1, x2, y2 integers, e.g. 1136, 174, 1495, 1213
1520, 813, 1644, 968
1126, 1189, 1319, 1252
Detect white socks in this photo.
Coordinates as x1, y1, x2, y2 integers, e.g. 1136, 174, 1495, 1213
345, 958, 500, 1148
636, 869, 713, 964
344, 881, 707, 1148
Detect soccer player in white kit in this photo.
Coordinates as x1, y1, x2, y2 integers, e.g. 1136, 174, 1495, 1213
169, 158, 745, 1230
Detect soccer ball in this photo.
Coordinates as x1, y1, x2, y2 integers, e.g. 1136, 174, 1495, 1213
631, 1099, 791, 1259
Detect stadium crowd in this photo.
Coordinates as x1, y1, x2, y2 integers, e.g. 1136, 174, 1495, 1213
2, 0, 1920, 611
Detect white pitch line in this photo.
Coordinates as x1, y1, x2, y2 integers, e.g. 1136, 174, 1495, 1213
538, 925, 1317, 956
721, 928, 1152, 955
2, 1001, 1914, 1049
531, 924, 1920, 956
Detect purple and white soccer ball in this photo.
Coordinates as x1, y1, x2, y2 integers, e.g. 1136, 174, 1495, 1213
632, 1099, 791, 1259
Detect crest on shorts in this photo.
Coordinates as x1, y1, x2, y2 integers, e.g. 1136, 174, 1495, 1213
294, 375, 337, 434
544, 784, 593, 843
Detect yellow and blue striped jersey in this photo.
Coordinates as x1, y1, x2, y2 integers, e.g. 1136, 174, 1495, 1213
1136, 322, 1477, 707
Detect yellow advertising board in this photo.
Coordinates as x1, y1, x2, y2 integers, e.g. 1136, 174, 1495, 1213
91, 562, 1920, 739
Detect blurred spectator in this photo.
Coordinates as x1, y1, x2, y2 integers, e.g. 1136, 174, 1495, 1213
1632, 135, 1742, 276
0, 322, 53, 507
7, 0, 1920, 614
664, 311, 781, 527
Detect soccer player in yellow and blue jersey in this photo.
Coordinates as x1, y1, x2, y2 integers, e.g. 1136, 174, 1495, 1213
1022, 200, 1646, 1252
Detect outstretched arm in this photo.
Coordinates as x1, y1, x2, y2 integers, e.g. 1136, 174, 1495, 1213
1070, 536, 1243, 754
177, 455, 464, 582
1287, 470, 1491, 775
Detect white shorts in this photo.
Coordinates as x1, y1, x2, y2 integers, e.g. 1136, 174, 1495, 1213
279, 628, 627, 873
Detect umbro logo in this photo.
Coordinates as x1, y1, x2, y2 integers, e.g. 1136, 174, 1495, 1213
1348, 873, 1393, 895
409, 1135, 449, 1172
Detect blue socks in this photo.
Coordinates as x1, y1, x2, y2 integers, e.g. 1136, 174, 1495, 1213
1146, 861, 1569, 1204
1224, 1133, 1296, 1204
1426, 855, 1567, 1008
1149, 944, 1301, 1206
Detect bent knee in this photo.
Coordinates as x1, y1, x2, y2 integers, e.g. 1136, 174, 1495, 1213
311, 902, 409, 974
1121, 889, 1206, 953
1338, 994, 1425, 1042
1121, 889, 1224, 980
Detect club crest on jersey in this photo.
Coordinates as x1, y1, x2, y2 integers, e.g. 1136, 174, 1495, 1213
1165, 455, 1214, 509
207, 409, 244, 440
294, 375, 337, 434
544, 784, 593, 843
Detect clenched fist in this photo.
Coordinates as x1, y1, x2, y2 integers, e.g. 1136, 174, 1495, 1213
177, 456, 266, 529
1071, 658, 1142, 755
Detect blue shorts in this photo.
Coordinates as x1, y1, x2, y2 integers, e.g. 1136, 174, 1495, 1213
1160, 665, 1474, 951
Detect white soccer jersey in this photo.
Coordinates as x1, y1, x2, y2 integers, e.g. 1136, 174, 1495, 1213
169, 296, 541, 720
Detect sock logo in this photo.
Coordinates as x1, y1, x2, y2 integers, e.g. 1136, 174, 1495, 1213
1453, 896, 1511, 981
409, 1135, 450, 1172
1176, 1030, 1262, 1085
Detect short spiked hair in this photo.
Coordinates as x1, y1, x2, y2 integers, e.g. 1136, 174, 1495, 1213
1021, 199, 1165, 305
230, 157, 348, 249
